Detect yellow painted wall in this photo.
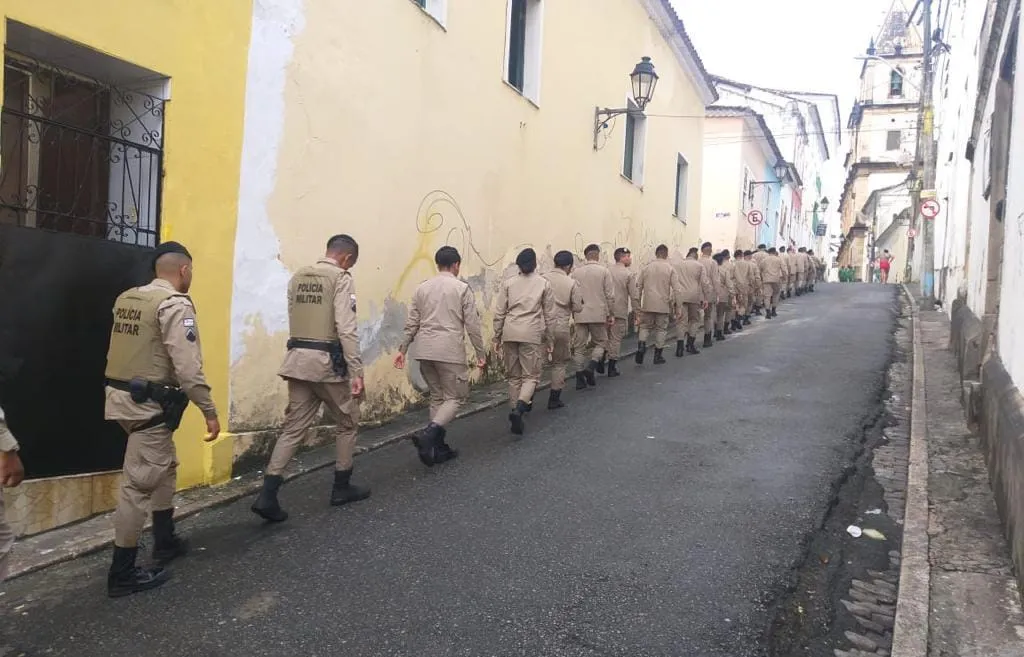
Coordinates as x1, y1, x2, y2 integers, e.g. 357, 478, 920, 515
231, 0, 709, 432
1, 1, 253, 487
699, 117, 744, 250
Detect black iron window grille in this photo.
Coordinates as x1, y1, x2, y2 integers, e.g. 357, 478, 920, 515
0, 51, 165, 247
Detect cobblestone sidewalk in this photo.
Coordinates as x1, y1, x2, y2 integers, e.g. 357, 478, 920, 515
917, 307, 1024, 656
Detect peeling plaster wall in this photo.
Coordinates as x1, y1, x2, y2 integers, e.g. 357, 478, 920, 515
230, 0, 708, 436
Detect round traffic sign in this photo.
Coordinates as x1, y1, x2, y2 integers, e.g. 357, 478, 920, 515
908, 227, 918, 238
747, 210, 764, 226
921, 199, 940, 219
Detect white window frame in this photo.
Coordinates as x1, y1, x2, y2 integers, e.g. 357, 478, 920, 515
742, 167, 754, 210
621, 98, 647, 186
673, 153, 689, 221
411, 0, 447, 27
503, 0, 544, 104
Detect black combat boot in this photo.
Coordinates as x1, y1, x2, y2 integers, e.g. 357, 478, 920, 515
433, 426, 458, 464
411, 423, 440, 466
547, 389, 565, 410
526, 393, 535, 413
607, 360, 621, 377
743, 315, 752, 326
575, 371, 588, 390
715, 329, 726, 341
686, 335, 700, 355
251, 474, 289, 522
584, 361, 599, 386
107, 546, 169, 599
703, 332, 714, 348
595, 356, 606, 374
151, 509, 188, 565
635, 342, 647, 364
509, 400, 529, 435
653, 348, 666, 364
732, 318, 743, 332
675, 340, 686, 358
723, 323, 732, 336
330, 469, 371, 506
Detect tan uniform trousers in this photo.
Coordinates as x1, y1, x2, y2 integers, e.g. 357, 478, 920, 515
549, 329, 572, 391
0, 489, 12, 581
115, 422, 177, 548
788, 275, 797, 295
734, 290, 748, 316
638, 312, 670, 349
267, 379, 359, 477
678, 303, 703, 339
704, 303, 717, 334
606, 318, 628, 360
748, 291, 757, 312
419, 360, 469, 427
572, 323, 608, 370
503, 342, 543, 406
766, 282, 782, 309
797, 272, 806, 291
715, 302, 730, 331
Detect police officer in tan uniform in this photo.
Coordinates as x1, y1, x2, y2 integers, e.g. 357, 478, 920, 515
807, 249, 821, 290
760, 247, 785, 318
674, 247, 712, 356
103, 241, 220, 597
542, 250, 583, 409
634, 245, 682, 365
0, 404, 24, 583
394, 246, 486, 466
714, 252, 736, 340
604, 247, 635, 378
732, 249, 753, 329
493, 248, 555, 435
699, 242, 721, 348
794, 247, 808, 296
570, 244, 615, 389
751, 244, 769, 314
780, 246, 793, 299
251, 235, 367, 524
742, 250, 760, 323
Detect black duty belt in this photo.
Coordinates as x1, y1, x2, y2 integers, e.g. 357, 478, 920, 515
286, 338, 341, 352
105, 378, 185, 432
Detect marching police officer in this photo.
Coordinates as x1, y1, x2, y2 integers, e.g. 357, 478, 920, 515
493, 248, 555, 435
634, 245, 682, 364
543, 251, 583, 408
570, 244, 615, 389
103, 241, 220, 597
394, 246, 486, 466
760, 247, 785, 318
605, 247, 635, 378
732, 249, 753, 329
674, 247, 712, 356
251, 234, 368, 523
0, 403, 24, 583
699, 242, 721, 348
751, 244, 769, 314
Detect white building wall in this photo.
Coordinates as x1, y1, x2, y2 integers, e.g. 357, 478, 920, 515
1000, 13, 1024, 389
932, 0, 987, 310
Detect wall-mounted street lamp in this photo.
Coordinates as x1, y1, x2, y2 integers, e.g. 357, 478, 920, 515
748, 161, 790, 199
593, 57, 659, 149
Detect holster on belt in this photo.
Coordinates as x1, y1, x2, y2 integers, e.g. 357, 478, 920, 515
107, 378, 189, 432
286, 338, 348, 378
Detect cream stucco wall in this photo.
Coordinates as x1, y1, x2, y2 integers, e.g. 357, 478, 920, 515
230, 0, 709, 433
699, 117, 743, 250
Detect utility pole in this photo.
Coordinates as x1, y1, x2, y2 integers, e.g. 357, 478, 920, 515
917, 0, 937, 308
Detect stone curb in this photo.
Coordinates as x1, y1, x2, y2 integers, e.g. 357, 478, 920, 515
890, 284, 930, 657
10, 344, 651, 580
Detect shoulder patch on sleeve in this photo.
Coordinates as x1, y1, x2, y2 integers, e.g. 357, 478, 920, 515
183, 317, 196, 327
350, 293, 357, 313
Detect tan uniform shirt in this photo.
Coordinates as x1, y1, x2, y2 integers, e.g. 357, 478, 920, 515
699, 255, 722, 303
543, 269, 584, 329
0, 407, 17, 453
571, 261, 615, 324
780, 253, 792, 278
279, 259, 363, 382
795, 253, 807, 274
760, 254, 785, 283
748, 258, 763, 289
733, 259, 752, 292
400, 272, 486, 364
607, 263, 636, 320
751, 250, 768, 269
493, 273, 555, 345
104, 279, 217, 421
636, 260, 682, 314
676, 257, 712, 304
720, 261, 737, 298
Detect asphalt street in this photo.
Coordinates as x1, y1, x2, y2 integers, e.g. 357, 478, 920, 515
0, 283, 898, 657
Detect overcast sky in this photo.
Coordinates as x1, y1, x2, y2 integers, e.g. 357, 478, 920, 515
671, 0, 895, 119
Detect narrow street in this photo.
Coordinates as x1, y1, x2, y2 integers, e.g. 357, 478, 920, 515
0, 284, 898, 657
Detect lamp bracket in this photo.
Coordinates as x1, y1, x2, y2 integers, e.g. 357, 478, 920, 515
593, 106, 640, 150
